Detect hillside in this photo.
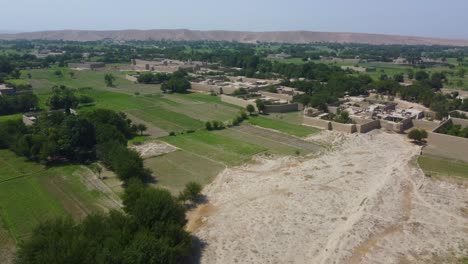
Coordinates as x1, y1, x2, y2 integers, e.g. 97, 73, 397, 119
1, 29, 468, 46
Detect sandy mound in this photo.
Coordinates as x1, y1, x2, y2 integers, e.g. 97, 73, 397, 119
131, 141, 177, 159
190, 131, 468, 264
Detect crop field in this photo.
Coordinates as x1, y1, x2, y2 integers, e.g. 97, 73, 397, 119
161, 130, 266, 166
24, 68, 162, 95
418, 154, 468, 180
0, 150, 117, 242
217, 126, 315, 156
145, 150, 225, 194
247, 115, 320, 137
262, 111, 306, 125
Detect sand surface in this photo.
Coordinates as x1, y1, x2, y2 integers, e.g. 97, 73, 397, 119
188, 131, 468, 264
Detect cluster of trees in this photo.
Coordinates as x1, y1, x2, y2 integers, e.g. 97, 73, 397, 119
438, 123, 468, 138
205, 120, 225, 131
231, 110, 249, 126
161, 71, 191, 93
0, 56, 21, 82
290, 75, 373, 111
137, 72, 169, 84
47, 85, 95, 112
16, 181, 193, 264
333, 111, 353, 124
0, 93, 38, 115
0, 109, 147, 179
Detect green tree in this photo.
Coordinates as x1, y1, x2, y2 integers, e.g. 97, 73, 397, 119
178, 182, 202, 203
104, 74, 116, 87
246, 104, 255, 115
205, 121, 213, 130
137, 124, 147, 135
408, 129, 427, 143
255, 99, 266, 113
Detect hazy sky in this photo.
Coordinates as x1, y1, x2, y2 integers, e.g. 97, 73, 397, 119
2, 0, 468, 39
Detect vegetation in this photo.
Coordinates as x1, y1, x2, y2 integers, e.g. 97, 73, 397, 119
333, 111, 353, 124
137, 72, 169, 84
247, 116, 319, 137
0, 93, 38, 115
161, 71, 191, 93
418, 155, 468, 179
178, 181, 202, 203
16, 182, 191, 264
438, 123, 468, 138
408, 129, 428, 142
246, 104, 255, 115
104, 73, 116, 87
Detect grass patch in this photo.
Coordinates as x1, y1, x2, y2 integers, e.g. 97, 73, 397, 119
0, 150, 115, 241
145, 150, 225, 194
247, 115, 320, 137
0, 113, 22, 122
161, 130, 265, 166
128, 135, 153, 145
215, 128, 310, 156
127, 106, 204, 133
418, 155, 468, 179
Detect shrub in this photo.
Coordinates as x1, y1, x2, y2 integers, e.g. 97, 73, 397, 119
205, 121, 213, 131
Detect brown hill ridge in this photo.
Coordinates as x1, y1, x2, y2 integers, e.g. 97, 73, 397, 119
1, 29, 468, 46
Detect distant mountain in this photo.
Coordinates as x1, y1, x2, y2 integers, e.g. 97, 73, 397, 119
1, 29, 468, 46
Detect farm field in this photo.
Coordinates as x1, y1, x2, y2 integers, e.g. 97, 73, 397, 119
247, 115, 320, 137
25, 67, 162, 95
418, 154, 468, 180
262, 111, 305, 125
145, 150, 225, 194
0, 150, 119, 243
161, 130, 266, 166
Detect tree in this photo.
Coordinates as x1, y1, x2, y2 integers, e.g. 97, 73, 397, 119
255, 99, 266, 113
69, 71, 75, 78
137, 124, 147, 135
408, 129, 427, 143
393, 73, 404, 82
161, 72, 190, 93
205, 121, 212, 131
46, 85, 78, 111
178, 182, 202, 203
104, 74, 116, 87
246, 104, 255, 115
457, 68, 467, 78
54, 69, 63, 77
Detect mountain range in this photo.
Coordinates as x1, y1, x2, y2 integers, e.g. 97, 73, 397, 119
1, 29, 468, 46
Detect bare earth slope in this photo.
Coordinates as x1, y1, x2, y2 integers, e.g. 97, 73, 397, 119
1, 29, 468, 46
189, 131, 468, 263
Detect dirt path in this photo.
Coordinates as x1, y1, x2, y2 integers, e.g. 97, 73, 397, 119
191, 131, 468, 264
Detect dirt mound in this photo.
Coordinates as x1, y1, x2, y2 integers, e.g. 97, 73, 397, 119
191, 131, 468, 263
131, 141, 177, 159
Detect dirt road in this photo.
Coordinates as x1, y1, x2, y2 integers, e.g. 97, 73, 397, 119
189, 131, 468, 263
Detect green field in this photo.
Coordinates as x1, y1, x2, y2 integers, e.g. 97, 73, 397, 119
418, 155, 468, 180
0, 150, 117, 242
161, 130, 265, 166
247, 115, 320, 137
25, 67, 162, 95
217, 128, 309, 156
145, 150, 225, 194
0, 114, 22, 122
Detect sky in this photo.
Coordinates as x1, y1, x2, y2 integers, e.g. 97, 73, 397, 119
2, 0, 468, 39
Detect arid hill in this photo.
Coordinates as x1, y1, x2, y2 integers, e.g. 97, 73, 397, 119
1, 29, 468, 46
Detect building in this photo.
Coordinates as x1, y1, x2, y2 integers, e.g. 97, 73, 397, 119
0, 84, 15, 96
